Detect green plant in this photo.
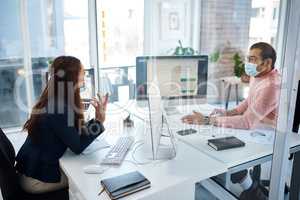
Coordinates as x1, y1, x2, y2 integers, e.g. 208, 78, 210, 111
173, 40, 198, 56
233, 53, 245, 77
48, 57, 54, 65
209, 51, 220, 63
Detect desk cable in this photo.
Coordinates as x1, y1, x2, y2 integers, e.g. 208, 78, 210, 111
130, 141, 170, 166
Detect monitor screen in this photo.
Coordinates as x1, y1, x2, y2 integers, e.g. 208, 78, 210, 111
292, 80, 300, 133
136, 56, 208, 99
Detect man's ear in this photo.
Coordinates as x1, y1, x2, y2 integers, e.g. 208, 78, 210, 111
265, 58, 273, 68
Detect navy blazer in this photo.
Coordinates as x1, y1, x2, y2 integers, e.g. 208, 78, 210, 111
15, 105, 105, 183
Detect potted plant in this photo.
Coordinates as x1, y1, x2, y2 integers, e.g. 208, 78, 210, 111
171, 40, 199, 56
233, 53, 250, 83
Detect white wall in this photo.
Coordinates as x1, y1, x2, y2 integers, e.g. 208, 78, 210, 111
144, 0, 199, 55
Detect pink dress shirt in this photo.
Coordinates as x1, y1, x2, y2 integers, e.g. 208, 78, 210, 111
216, 69, 281, 129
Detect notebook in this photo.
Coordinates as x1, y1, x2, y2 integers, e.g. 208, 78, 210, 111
101, 171, 151, 200
207, 136, 245, 151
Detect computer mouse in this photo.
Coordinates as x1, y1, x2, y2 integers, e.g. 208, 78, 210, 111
83, 165, 106, 174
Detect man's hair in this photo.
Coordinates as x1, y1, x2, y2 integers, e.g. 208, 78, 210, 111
250, 42, 276, 69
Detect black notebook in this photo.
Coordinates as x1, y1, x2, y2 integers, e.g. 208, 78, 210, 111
101, 171, 151, 200
207, 136, 245, 151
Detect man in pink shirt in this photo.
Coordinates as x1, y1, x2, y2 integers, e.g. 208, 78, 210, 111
182, 42, 281, 200
182, 43, 281, 129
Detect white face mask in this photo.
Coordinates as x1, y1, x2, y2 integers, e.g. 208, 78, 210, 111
244, 62, 259, 77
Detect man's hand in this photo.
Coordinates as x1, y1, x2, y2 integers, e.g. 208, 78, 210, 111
210, 108, 239, 117
181, 111, 205, 125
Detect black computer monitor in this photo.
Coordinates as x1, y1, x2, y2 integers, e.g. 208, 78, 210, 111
292, 80, 300, 133
136, 55, 208, 100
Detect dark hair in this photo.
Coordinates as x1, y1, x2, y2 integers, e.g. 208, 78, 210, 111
250, 42, 277, 69
23, 56, 84, 140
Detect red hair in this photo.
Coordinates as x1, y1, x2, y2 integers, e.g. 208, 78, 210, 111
23, 56, 84, 140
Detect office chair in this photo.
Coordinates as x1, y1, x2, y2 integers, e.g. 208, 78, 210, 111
251, 164, 290, 197
0, 128, 69, 200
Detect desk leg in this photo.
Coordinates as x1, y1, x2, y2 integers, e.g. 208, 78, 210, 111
235, 84, 239, 106
225, 84, 232, 110
290, 152, 300, 200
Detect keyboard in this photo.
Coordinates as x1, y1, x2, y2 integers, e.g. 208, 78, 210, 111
101, 137, 134, 165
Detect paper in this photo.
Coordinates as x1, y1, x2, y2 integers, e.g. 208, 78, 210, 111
82, 137, 110, 155
236, 128, 275, 145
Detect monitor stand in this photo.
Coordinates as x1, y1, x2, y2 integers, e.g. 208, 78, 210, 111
135, 116, 176, 161
136, 135, 176, 161
152, 115, 177, 160
154, 137, 176, 160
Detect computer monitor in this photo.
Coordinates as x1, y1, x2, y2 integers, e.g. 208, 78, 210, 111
147, 92, 176, 160
136, 56, 208, 100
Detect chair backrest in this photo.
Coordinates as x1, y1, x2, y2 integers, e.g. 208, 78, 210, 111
0, 128, 20, 200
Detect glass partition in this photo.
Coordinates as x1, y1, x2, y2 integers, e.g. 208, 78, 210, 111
94, 0, 289, 199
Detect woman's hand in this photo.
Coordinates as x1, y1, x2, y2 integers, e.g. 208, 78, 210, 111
91, 93, 109, 123
181, 111, 205, 125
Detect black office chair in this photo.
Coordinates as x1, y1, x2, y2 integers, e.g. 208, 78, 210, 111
0, 128, 69, 200
251, 164, 290, 197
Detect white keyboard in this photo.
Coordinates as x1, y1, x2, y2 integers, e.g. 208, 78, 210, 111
101, 137, 134, 165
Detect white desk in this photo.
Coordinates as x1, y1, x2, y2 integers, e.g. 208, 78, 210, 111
102, 101, 300, 199
166, 105, 300, 169
165, 103, 300, 195
60, 104, 228, 200
61, 140, 227, 200
10, 101, 300, 200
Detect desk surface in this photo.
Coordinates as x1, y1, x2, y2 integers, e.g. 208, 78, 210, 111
10, 101, 300, 200
165, 104, 300, 170
60, 103, 227, 200
60, 126, 227, 200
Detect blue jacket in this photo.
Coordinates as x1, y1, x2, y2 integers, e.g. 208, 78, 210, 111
15, 105, 104, 183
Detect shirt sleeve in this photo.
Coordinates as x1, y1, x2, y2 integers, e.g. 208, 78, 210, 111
215, 83, 280, 129
49, 113, 105, 154
234, 99, 248, 114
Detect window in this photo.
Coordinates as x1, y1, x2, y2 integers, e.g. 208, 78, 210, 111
0, 0, 91, 129
96, 0, 143, 102
63, 0, 90, 67
46, 0, 57, 48
96, 0, 144, 67
0, 0, 27, 128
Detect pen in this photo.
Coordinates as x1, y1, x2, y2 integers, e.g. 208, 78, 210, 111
98, 188, 105, 196
257, 132, 266, 136
251, 131, 266, 137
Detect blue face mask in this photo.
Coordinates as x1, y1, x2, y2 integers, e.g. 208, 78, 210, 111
244, 62, 259, 77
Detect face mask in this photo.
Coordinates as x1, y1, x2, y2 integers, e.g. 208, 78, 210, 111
244, 62, 259, 77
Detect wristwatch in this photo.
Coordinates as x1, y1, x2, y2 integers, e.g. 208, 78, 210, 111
203, 116, 210, 125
